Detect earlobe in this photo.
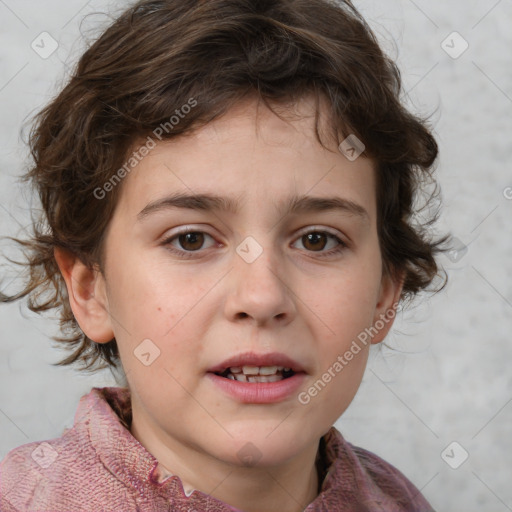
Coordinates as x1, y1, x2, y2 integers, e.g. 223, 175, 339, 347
53, 247, 114, 344
370, 269, 404, 345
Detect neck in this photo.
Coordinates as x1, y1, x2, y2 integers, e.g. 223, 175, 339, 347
130, 414, 321, 512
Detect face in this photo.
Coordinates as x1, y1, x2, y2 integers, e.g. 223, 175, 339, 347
89, 96, 400, 469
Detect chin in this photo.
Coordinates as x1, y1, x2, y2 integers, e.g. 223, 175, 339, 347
210, 423, 321, 468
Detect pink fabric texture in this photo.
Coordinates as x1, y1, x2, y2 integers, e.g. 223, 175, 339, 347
0, 387, 435, 511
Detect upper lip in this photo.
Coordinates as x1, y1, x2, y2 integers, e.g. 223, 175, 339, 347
208, 352, 307, 374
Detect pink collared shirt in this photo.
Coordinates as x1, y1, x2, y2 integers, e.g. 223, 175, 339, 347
1, 387, 435, 511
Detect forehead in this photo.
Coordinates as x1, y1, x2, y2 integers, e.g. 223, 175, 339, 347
113, 97, 376, 224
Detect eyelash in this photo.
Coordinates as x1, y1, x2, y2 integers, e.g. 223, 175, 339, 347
161, 227, 348, 260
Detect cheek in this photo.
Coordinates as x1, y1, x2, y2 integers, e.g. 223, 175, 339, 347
110, 270, 214, 373
305, 265, 381, 341
107, 254, 207, 333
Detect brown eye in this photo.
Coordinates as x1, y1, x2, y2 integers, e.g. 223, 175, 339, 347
301, 232, 328, 251
177, 232, 205, 251
292, 230, 347, 258
162, 230, 217, 258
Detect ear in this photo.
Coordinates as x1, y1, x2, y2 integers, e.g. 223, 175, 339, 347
370, 268, 404, 345
54, 247, 114, 344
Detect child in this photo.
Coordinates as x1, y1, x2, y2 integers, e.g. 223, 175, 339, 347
0, 0, 447, 510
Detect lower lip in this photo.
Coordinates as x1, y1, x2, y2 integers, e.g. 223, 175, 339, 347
206, 372, 307, 404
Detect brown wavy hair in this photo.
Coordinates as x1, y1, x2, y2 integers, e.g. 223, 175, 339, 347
1, 0, 449, 373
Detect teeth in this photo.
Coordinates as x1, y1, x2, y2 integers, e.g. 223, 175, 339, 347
222, 365, 293, 381
242, 366, 260, 375
247, 374, 283, 383
259, 366, 278, 375
240, 365, 284, 376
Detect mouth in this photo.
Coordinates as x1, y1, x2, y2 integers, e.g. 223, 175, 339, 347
207, 351, 306, 380
214, 365, 297, 383
206, 352, 307, 403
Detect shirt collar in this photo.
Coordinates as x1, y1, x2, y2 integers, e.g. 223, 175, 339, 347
74, 386, 360, 510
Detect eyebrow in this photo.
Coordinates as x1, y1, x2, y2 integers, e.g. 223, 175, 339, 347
137, 192, 369, 223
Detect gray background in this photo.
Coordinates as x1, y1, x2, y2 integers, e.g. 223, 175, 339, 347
1, 1, 511, 510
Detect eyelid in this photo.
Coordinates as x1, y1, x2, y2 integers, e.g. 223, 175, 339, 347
295, 225, 343, 237
294, 225, 349, 245
162, 224, 346, 243
161, 224, 350, 258
161, 225, 218, 245
161, 225, 215, 238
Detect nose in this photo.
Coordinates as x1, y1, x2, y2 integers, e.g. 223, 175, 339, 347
224, 239, 297, 327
